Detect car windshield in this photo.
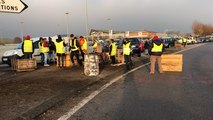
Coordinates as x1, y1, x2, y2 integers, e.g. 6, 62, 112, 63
129, 38, 139, 45
16, 42, 23, 49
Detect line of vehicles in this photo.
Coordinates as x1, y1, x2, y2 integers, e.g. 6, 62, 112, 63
1, 35, 212, 66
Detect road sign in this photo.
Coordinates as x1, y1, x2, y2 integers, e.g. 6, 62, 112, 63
0, 0, 28, 13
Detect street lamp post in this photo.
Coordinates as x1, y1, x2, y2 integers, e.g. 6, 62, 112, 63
107, 18, 111, 38
65, 12, 69, 38
20, 21, 24, 41
85, 0, 89, 39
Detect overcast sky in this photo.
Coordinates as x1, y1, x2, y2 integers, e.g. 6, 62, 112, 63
0, 0, 213, 38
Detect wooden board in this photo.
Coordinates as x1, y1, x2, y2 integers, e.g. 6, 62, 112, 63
161, 54, 183, 72
162, 65, 182, 72
116, 49, 125, 63
161, 54, 183, 59
56, 52, 79, 67
84, 54, 99, 76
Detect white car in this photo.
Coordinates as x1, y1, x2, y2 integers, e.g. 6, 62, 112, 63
1, 38, 41, 66
187, 37, 197, 44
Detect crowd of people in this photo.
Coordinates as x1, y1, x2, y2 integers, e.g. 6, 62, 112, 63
21, 34, 165, 74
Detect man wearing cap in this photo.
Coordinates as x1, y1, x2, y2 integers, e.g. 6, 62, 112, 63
122, 38, 133, 70
22, 35, 34, 59
149, 35, 164, 74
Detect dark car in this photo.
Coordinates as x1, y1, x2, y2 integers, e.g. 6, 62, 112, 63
161, 37, 175, 48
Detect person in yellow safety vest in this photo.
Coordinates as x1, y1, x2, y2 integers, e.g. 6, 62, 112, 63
149, 35, 164, 74
21, 35, 34, 59
92, 39, 98, 52
79, 36, 88, 61
109, 39, 117, 66
182, 37, 187, 47
38, 37, 44, 65
69, 34, 82, 66
55, 35, 66, 68
122, 38, 133, 70
40, 38, 50, 66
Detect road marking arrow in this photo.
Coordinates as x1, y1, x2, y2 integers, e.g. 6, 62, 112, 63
0, 0, 28, 13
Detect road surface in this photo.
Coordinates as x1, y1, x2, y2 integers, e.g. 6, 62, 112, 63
65, 43, 213, 120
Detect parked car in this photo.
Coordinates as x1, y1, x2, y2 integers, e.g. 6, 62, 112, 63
1, 38, 41, 66
161, 37, 174, 48
186, 37, 197, 44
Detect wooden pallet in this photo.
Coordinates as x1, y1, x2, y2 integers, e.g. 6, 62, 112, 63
11, 58, 37, 72
161, 54, 183, 72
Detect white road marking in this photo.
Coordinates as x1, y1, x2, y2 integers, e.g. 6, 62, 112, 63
57, 43, 206, 120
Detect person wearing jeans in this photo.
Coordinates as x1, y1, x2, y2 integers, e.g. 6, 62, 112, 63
41, 38, 50, 66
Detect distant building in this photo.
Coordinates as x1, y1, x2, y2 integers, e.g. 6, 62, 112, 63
90, 29, 125, 39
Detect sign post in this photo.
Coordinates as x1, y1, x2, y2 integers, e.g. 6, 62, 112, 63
0, 0, 28, 13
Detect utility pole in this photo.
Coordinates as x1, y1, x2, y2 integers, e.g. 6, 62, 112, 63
85, 0, 89, 40
20, 21, 24, 41
65, 12, 69, 38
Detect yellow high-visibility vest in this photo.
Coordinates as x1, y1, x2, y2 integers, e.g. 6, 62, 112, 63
81, 39, 87, 51
93, 42, 98, 49
55, 41, 65, 54
110, 43, 116, 56
151, 43, 163, 52
38, 42, 43, 53
183, 38, 187, 43
123, 42, 131, 55
70, 39, 78, 51
23, 40, 33, 52
42, 43, 49, 53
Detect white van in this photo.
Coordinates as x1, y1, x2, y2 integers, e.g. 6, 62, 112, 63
1, 37, 41, 66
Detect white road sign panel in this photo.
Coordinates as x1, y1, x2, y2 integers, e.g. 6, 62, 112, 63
0, 0, 28, 13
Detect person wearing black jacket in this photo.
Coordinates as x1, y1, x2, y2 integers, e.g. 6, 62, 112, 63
149, 36, 164, 74
48, 37, 56, 63
21, 35, 34, 59
55, 35, 66, 68
69, 34, 82, 66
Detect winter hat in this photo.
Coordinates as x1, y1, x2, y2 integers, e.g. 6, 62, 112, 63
153, 35, 158, 40
25, 35, 31, 40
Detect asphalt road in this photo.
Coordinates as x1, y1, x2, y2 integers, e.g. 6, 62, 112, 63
67, 43, 213, 120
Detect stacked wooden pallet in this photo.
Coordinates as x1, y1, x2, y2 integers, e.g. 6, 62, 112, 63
161, 54, 183, 72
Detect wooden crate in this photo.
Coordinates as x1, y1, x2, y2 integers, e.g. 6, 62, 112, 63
11, 59, 37, 72
161, 54, 183, 72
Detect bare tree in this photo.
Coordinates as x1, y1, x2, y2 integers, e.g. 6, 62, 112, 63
192, 20, 213, 36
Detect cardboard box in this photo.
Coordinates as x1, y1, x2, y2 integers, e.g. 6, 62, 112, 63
161, 54, 183, 72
